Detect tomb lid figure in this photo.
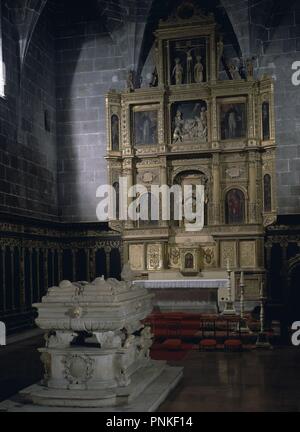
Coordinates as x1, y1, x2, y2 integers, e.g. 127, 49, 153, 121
172, 58, 184, 85
194, 55, 204, 83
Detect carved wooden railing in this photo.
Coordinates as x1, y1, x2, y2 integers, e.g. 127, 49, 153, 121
0, 214, 122, 333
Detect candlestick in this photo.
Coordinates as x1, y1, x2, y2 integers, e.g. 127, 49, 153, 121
240, 272, 245, 320
221, 269, 237, 316
240, 271, 244, 286
256, 279, 271, 349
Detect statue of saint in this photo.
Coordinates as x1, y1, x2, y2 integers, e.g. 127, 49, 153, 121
127, 70, 135, 92
217, 36, 224, 67
172, 58, 183, 85
142, 115, 151, 144
194, 56, 204, 83
194, 107, 207, 141
228, 109, 237, 138
229, 63, 241, 80
149, 69, 158, 87
186, 48, 193, 84
173, 110, 184, 142
246, 58, 254, 79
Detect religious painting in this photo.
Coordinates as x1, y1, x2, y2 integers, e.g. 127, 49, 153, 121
133, 108, 158, 146
262, 101, 270, 141
225, 189, 245, 224
111, 114, 120, 151
169, 37, 208, 85
171, 100, 208, 143
220, 102, 247, 140
264, 174, 272, 212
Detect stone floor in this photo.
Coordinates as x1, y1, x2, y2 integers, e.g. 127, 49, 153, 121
159, 348, 300, 412
1, 335, 300, 412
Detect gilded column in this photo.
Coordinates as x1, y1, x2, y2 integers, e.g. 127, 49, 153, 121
248, 151, 257, 223
123, 159, 134, 229
160, 157, 168, 227
212, 153, 220, 225
211, 97, 219, 149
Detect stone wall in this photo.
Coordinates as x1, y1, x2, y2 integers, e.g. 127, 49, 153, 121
249, 0, 300, 215
0, 1, 58, 220
55, 5, 127, 221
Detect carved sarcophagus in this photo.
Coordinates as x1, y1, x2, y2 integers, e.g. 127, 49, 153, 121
34, 278, 153, 333
19, 276, 182, 410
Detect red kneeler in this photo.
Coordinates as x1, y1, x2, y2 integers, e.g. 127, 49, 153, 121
162, 338, 182, 350
199, 339, 217, 351
224, 339, 243, 352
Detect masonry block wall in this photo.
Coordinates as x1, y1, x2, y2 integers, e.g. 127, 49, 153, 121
249, 0, 300, 215
0, 1, 58, 220
55, 2, 128, 221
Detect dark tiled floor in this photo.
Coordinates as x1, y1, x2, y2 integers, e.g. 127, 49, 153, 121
159, 348, 300, 412
1, 337, 300, 412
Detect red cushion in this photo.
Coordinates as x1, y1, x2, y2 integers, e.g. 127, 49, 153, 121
200, 339, 217, 347
224, 339, 242, 348
162, 339, 182, 350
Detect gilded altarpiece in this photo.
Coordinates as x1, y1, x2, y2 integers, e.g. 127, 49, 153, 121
105, 2, 277, 300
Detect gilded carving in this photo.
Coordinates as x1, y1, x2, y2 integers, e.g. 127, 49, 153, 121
147, 244, 163, 271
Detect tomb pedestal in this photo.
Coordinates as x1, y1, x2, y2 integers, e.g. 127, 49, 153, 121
0, 277, 182, 412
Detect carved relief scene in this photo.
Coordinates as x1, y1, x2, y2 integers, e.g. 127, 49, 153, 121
171, 100, 208, 143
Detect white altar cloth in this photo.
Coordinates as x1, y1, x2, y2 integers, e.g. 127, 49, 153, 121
133, 279, 228, 289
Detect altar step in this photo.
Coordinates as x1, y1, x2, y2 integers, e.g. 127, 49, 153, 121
144, 312, 281, 345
